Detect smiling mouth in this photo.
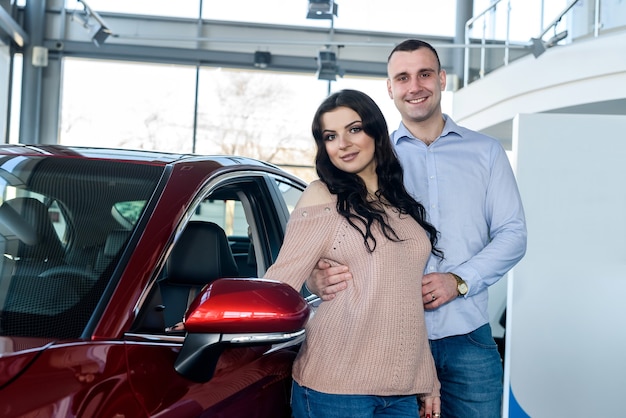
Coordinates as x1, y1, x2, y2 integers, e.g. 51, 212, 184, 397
341, 152, 358, 161
408, 97, 427, 104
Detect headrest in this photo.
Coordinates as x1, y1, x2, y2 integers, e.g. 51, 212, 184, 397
0, 197, 64, 261
167, 221, 238, 286
0, 200, 38, 245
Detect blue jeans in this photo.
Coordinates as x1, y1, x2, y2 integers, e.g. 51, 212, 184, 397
290, 381, 419, 418
430, 323, 503, 418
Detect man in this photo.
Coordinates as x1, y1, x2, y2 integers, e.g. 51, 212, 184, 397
307, 39, 527, 417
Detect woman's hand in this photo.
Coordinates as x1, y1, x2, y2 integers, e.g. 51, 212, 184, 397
419, 395, 441, 418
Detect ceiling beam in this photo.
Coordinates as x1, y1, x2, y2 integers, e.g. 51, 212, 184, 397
0, 4, 29, 47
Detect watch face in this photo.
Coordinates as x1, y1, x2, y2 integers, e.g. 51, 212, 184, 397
458, 283, 468, 295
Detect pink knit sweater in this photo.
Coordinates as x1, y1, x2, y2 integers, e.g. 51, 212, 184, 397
264, 192, 439, 398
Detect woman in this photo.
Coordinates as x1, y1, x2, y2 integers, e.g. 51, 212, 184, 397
264, 89, 442, 418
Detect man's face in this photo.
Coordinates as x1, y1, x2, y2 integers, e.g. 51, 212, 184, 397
386, 48, 446, 125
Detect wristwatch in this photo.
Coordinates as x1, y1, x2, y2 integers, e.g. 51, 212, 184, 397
451, 273, 468, 296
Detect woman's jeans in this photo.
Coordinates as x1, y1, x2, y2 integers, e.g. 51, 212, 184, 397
291, 381, 419, 418
430, 323, 503, 418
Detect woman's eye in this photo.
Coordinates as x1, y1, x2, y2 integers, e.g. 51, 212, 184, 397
350, 126, 362, 134
324, 134, 335, 141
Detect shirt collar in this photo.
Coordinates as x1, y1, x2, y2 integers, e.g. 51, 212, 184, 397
392, 114, 463, 145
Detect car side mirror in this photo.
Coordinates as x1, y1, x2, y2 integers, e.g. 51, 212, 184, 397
174, 278, 309, 383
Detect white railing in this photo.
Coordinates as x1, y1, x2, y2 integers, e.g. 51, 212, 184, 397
464, 0, 510, 87
462, 0, 615, 87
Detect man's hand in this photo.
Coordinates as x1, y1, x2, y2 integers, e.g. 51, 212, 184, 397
305, 259, 352, 301
422, 272, 459, 310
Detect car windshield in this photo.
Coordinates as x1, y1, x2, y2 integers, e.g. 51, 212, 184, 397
0, 154, 164, 339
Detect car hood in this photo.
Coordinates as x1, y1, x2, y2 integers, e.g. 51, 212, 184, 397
0, 336, 55, 386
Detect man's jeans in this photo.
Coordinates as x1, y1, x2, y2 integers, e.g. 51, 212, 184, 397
430, 323, 503, 418
291, 381, 419, 418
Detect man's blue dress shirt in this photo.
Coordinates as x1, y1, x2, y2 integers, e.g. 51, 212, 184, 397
392, 115, 527, 340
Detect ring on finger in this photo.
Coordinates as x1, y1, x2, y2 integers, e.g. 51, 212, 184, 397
431, 292, 436, 301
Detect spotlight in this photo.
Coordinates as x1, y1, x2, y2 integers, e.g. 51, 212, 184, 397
91, 25, 112, 47
73, 0, 113, 47
316, 50, 343, 81
253, 51, 271, 69
530, 30, 568, 58
307, 0, 338, 20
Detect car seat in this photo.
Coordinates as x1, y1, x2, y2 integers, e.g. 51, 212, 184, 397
159, 221, 239, 329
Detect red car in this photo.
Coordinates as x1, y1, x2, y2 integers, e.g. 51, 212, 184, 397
0, 145, 313, 417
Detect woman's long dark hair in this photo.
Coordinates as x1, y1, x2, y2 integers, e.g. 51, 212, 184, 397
312, 89, 442, 258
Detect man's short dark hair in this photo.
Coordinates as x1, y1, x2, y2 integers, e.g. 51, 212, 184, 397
388, 39, 441, 72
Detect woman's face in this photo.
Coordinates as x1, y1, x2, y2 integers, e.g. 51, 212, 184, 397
321, 106, 377, 181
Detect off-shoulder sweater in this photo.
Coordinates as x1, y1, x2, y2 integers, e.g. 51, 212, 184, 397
264, 192, 439, 398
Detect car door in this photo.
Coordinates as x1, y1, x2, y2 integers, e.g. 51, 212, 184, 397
123, 171, 305, 417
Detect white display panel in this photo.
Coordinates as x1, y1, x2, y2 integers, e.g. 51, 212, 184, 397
504, 113, 626, 417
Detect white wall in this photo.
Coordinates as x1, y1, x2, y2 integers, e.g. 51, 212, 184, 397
504, 113, 626, 417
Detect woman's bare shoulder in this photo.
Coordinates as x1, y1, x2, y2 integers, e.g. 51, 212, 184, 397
295, 180, 334, 209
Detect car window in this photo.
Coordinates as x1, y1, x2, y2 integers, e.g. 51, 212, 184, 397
191, 197, 254, 277
275, 178, 304, 214
133, 175, 292, 332
0, 155, 164, 339
112, 200, 147, 228
191, 198, 249, 236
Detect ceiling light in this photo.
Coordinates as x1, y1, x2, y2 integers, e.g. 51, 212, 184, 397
316, 50, 343, 81
254, 51, 271, 69
307, 0, 338, 20
531, 30, 568, 58
73, 0, 114, 47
